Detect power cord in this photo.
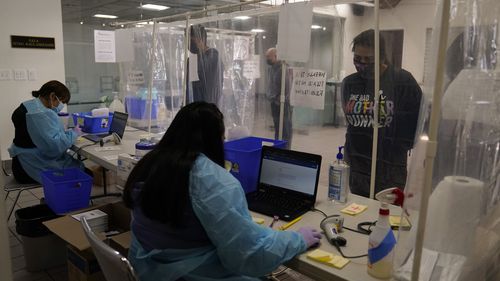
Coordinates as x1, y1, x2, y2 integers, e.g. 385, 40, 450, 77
332, 240, 368, 259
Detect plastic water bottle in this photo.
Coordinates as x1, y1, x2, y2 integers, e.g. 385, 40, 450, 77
328, 146, 349, 203
109, 94, 125, 113
367, 203, 396, 279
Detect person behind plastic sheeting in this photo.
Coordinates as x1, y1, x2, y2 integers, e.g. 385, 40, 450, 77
123, 102, 321, 281
188, 25, 223, 106
265, 47, 293, 149
341, 30, 422, 197
8, 80, 84, 184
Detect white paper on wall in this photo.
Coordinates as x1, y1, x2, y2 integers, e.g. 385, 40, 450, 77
115, 29, 134, 62
290, 67, 326, 110
276, 2, 313, 63
189, 53, 199, 82
243, 55, 260, 79
94, 30, 116, 63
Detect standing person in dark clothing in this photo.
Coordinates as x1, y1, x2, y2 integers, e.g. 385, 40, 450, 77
341, 30, 422, 197
189, 25, 223, 106
265, 47, 292, 149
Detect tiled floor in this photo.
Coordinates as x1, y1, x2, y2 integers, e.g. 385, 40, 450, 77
4, 124, 347, 281
4, 179, 122, 281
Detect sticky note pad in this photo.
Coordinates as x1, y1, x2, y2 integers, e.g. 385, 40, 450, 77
341, 203, 368, 215
389, 215, 411, 230
307, 249, 350, 269
252, 217, 265, 225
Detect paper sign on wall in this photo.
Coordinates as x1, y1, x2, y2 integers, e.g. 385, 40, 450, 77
290, 67, 327, 110
277, 2, 313, 62
115, 29, 134, 62
128, 71, 145, 85
243, 55, 260, 79
94, 30, 116, 63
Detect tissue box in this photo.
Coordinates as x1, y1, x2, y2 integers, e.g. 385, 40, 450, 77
116, 154, 140, 189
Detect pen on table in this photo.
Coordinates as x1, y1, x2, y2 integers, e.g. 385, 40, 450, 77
279, 216, 303, 231
269, 215, 279, 228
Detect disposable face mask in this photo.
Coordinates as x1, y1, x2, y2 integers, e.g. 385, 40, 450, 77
190, 41, 199, 54
266, 59, 274, 66
354, 60, 374, 79
52, 96, 64, 113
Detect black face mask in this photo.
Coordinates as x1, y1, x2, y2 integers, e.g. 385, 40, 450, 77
266, 59, 274, 66
189, 41, 199, 54
354, 60, 375, 79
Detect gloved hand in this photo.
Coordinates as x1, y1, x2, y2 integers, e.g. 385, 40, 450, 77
72, 125, 83, 136
297, 227, 322, 248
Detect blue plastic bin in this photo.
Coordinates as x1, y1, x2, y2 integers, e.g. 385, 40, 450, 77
72, 112, 113, 134
124, 96, 158, 120
41, 168, 93, 214
224, 137, 287, 193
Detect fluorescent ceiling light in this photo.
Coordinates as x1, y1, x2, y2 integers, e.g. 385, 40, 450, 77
356, 2, 375, 7
234, 15, 251, 20
93, 14, 118, 19
251, 28, 265, 33
140, 4, 170, 11
311, 25, 322, 29
262, 0, 306, 5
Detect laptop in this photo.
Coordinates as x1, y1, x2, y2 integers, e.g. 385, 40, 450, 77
82, 111, 128, 143
246, 146, 322, 221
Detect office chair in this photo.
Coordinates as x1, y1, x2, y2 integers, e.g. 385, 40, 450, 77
81, 217, 139, 281
3, 161, 41, 221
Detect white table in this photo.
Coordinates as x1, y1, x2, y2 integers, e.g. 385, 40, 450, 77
73, 130, 401, 281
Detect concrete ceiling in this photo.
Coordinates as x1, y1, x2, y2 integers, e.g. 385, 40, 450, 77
61, 0, 243, 24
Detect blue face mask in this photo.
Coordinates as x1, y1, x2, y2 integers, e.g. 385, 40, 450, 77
52, 96, 65, 113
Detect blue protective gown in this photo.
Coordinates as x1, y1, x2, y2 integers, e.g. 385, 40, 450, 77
128, 154, 307, 281
8, 98, 80, 183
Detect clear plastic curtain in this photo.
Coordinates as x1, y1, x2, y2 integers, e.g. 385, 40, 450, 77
393, 0, 500, 280
118, 23, 184, 132
187, 19, 256, 139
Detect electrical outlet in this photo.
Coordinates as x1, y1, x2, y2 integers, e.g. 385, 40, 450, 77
14, 69, 27, 81
28, 69, 37, 81
0, 69, 12, 81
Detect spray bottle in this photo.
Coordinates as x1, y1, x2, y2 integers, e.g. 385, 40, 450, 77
328, 146, 349, 203
367, 188, 405, 279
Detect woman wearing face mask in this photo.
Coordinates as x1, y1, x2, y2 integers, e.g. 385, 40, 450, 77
341, 30, 422, 197
8, 80, 84, 184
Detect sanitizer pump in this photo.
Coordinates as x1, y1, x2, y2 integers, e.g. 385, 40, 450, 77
367, 188, 404, 279
328, 146, 349, 203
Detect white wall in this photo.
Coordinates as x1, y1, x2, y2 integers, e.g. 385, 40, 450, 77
361, 0, 437, 83
0, 0, 65, 160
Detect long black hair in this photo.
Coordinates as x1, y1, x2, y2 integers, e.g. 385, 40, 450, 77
123, 102, 225, 226
32, 80, 71, 103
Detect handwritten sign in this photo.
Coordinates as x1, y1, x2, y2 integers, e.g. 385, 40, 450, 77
127, 71, 145, 85
290, 67, 326, 110
243, 55, 260, 79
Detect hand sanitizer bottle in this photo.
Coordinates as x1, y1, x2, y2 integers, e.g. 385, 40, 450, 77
328, 146, 349, 203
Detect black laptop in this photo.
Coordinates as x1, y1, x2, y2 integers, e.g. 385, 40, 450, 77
246, 146, 322, 221
82, 111, 128, 143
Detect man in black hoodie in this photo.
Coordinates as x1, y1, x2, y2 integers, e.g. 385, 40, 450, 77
341, 29, 422, 197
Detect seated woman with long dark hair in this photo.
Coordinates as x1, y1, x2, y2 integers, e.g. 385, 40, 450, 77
123, 102, 321, 281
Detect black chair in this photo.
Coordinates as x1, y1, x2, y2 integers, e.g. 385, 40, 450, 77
3, 162, 41, 221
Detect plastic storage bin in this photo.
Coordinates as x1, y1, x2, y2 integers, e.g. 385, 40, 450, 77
224, 137, 287, 193
41, 168, 93, 214
15, 204, 66, 271
72, 112, 113, 134
125, 96, 158, 120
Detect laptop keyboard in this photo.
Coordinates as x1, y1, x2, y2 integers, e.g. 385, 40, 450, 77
248, 190, 306, 213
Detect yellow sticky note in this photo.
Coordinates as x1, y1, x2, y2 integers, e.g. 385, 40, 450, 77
307, 249, 350, 269
341, 203, 368, 216
389, 215, 411, 229
252, 217, 265, 225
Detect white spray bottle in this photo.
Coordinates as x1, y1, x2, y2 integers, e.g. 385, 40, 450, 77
328, 146, 349, 203
367, 188, 405, 279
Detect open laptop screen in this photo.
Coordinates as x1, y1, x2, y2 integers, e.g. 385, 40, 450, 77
109, 111, 128, 138
259, 147, 320, 196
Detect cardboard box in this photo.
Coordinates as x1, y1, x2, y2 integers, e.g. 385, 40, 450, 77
116, 154, 139, 189
43, 202, 131, 281
67, 246, 105, 281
